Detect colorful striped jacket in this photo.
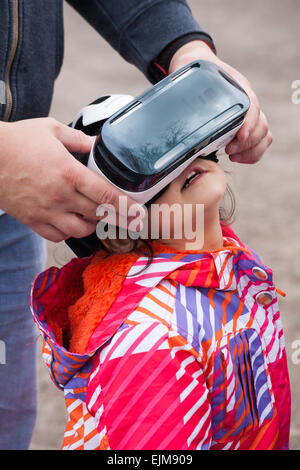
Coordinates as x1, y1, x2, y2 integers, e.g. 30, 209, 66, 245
31, 224, 291, 450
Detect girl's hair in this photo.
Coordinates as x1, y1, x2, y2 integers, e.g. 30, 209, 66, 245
99, 183, 236, 258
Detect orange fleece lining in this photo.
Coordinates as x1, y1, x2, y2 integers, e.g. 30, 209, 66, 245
67, 251, 139, 354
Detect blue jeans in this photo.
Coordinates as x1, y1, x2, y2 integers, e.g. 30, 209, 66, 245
0, 214, 46, 450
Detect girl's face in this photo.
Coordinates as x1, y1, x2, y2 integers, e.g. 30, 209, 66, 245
146, 157, 227, 249
151, 157, 227, 211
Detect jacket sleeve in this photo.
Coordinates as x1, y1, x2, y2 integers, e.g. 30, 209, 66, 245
86, 322, 212, 450
66, 0, 215, 82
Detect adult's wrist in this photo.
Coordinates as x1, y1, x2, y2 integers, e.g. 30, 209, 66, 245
168, 40, 219, 74
148, 34, 216, 83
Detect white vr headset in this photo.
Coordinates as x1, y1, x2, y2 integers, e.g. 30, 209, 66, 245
66, 60, 249, 256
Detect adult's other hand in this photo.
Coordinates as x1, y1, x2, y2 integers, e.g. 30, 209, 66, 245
0, 118, 140, 242
169, 41, 273, 164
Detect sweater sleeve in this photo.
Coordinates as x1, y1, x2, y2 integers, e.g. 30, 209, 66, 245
66, 0, 215, 83
86, 322, 212, 450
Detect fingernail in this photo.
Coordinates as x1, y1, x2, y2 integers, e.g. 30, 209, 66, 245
230, 154, 241, 162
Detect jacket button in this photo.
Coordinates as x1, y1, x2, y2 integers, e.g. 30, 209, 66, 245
252, 266, 268, 281
256, 291, 274, 306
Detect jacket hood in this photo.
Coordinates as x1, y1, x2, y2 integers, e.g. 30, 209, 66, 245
31, 224, 274, 389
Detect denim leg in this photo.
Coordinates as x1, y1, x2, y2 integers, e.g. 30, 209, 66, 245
0, 215, 47, 450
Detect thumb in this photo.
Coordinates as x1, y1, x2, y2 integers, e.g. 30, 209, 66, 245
55, 122, 95, 154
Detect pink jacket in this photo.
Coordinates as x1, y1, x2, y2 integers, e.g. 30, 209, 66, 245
31, 224, 291, 450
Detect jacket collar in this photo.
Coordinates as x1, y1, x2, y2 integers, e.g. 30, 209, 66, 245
31, 224, 267, 361
85, 235, 256, 353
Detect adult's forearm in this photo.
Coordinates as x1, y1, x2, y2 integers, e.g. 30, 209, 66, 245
66, 0, 214, 83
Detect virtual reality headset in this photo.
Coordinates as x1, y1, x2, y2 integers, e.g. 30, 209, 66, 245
66, 60, 249, 257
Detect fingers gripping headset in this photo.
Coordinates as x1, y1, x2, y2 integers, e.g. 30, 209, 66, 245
66, 60, 250, 257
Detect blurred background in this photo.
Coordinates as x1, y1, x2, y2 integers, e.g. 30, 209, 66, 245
30, 0, 300, 449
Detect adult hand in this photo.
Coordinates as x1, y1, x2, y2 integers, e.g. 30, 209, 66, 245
0, 118, 140, 242
169, 41, 273, 164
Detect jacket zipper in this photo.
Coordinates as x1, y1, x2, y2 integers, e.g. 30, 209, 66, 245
4, 0, 19, 122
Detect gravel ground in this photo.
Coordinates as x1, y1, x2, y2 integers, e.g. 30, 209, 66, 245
29, 0, 300, 450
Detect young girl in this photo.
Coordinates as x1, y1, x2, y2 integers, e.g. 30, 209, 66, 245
31, 156, 291, 450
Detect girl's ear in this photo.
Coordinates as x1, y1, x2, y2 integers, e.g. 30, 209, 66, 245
219, 184, 236, 225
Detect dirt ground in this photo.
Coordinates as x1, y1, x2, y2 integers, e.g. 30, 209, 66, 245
29, 0, 300, 450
